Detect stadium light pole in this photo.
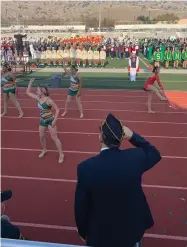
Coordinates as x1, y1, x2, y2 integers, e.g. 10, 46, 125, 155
99, 0, 102, 33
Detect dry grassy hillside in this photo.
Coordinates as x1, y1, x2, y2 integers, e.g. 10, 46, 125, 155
1, 1, 187, 26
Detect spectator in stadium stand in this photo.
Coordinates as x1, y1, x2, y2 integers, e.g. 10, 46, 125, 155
1, 190, 24, 239
74, 113, 161, 247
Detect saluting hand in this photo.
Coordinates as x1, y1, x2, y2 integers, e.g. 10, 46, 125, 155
123, 126, 133, 140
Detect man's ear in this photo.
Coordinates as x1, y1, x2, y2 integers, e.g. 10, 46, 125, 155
99, 133, 104, 143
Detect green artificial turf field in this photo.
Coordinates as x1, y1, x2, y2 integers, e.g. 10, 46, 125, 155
16, 70, 187, 91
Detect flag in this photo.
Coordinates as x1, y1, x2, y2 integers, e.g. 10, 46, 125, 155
164, 91, 187, 111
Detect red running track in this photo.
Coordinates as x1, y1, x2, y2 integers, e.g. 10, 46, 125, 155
1, 89, 187, 247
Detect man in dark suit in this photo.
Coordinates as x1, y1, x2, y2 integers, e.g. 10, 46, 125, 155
14, 33, 27, 56
1, 190, 24, 239
74, 113, 161, 247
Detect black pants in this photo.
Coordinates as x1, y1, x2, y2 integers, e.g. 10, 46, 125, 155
16, 43, 23, 56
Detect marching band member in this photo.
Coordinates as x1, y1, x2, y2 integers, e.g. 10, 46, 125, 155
128, 52, 139, 82
51, 47, 57, 66
12, 50, 17, 64
76, 46, 82, 67
182, 46, 187, 69
81, 47, 88, 67
164, 46, 172, 69
147, 43, 153, 61
40, 47, 46, 66
1, 46, 5, 62
22, 47, 29, 64
172, 47, 181, 69
70, 45, 76, 65
100, 48, 106, 67
93, 49, 100, 67
63, 47, 70, 66
35, 48, 41, 66
6, 47, 13, 63
16, 51, 21, 65
87, 47, 93, 67
29, 43, 35, 60
46, 47, 52, 66
56, 46, 63, 66
135, 42, 139, 55
153, 47, 162, 68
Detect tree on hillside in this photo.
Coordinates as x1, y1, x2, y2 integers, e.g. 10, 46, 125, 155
136, 15, 153, 23
155, 13, 179, 23
137, 15, 149, 22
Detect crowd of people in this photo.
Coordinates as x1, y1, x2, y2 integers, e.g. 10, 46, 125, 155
1, 35, 187, 68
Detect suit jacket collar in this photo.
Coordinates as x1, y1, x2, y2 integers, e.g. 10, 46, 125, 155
101, 147, 109, 152
100, 147, 120, 155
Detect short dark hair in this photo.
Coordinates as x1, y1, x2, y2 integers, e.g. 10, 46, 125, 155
152, 66, 159, 73
100, 126, 121, 148
70, 65, 78, 71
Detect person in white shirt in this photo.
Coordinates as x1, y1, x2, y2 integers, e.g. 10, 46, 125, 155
87, 47, 93, 67
76, 46, 82, 67
100, 48, 106, 67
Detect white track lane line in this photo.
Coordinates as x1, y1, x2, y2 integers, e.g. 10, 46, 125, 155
2, 116, 187, 125
2, 175, 187, 191
1, 106, 187, 114
2, 129, 187, 139
2, 148, 187, 159
10, 221, 187, 241
2, 98, 187, 105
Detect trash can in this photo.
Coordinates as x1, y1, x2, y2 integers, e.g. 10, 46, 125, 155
50, 74, 62, 88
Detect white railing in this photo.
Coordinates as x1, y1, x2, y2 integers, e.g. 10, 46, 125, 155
1, 239, 85, 247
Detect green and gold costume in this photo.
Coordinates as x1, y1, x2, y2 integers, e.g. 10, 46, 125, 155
38, 101, 54, 127
1, 75, 16, 94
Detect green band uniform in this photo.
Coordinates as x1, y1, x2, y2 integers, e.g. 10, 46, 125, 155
173, 51, 181, 61
164, 51, 172, 61
153, 51, 163, 62
182, 51, 187, 60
